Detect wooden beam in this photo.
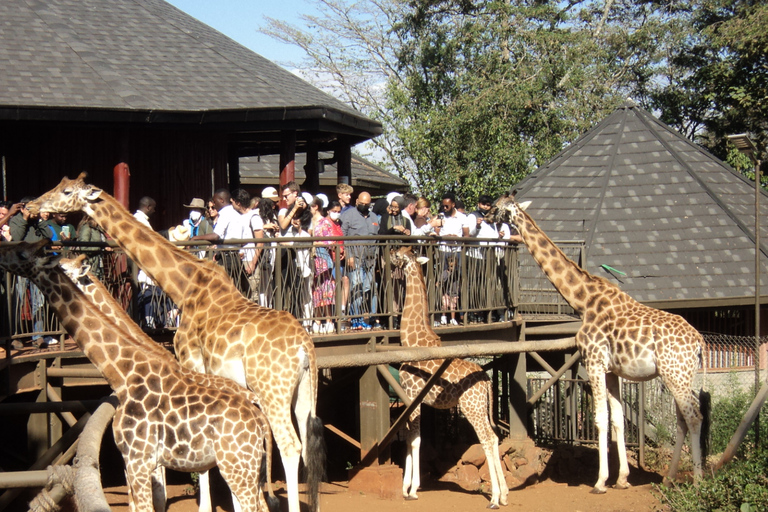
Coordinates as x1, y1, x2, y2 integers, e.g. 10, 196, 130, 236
358, 359, 453, 469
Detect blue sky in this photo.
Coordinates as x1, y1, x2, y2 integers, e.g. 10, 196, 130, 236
165, 0, 316, 66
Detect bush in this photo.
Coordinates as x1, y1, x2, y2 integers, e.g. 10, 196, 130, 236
709, 376, 768, 455
653, 448, 768, 511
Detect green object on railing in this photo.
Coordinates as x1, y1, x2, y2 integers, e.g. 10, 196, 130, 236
601, 264, 626, 276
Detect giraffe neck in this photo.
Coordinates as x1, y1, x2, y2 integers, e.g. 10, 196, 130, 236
66, 267, 178, 365
87, 193, 203, 304
401, 259, 440, 347
515, 210, 597, 314
33, 267, 157, 392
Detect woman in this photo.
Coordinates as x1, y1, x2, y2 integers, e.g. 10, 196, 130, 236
412, 196, 439, 236
310, 197, 342, 334
76, 215, 107, 279
378, 195, 412, 237
206, 199, 219, 227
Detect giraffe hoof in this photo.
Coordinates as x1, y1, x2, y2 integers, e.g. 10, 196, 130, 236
487, 503, 500, 510
590, 487, 607, 495
405, 495, 418, 501
614, 482, 631, 490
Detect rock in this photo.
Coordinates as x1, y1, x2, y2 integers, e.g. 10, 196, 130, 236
455, 463, 481, 491
460, 444, 487, 467
478, 460, 491, 482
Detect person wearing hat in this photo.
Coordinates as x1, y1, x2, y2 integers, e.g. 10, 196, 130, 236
182, 198, 214, 239
261, 186, 279, 202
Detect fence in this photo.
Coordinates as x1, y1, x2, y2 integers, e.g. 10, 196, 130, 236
1, 236, 581, 346
528, 333, 766, 458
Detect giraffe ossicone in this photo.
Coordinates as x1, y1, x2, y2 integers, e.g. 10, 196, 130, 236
28, 173, 323, 512
489, 196, 705, 493
0, 240, 275, 512
392, 245, 509, 509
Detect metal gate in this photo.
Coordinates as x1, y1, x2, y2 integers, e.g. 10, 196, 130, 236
528, 378, 641, 448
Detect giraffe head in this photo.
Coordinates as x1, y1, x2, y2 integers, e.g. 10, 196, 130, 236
59, 254, 93, 285
0, 240, 60, 279
27, 172, 103, 216
485, 194, 531, 230
391, 246, 429, 270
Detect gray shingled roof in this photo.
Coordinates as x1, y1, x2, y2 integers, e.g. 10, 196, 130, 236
514, 101, 768, 307
239, 154, 408, 191
0, 0, 379, 136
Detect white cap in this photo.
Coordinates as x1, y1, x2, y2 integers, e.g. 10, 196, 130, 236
386, 191, 400, 204
301, 192, 313, 205
315, 193, 329, 208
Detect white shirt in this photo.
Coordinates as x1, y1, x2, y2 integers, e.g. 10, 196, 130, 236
467, 214, 500, 259
439, 210, 467, 253
214, 205, 242, 243
133, 210, 154, 285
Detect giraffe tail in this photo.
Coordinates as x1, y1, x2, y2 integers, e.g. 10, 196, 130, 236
260, 425, 279, 512
304, 414, 327, 512
487, 378, 499, 432
699, 388, 711, 465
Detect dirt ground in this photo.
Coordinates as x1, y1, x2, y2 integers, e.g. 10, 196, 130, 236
102, 466, 665, 512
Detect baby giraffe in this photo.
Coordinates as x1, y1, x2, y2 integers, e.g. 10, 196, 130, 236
1, 241, 274, 512
59, 254, 276, 512
392, 246, 509, 509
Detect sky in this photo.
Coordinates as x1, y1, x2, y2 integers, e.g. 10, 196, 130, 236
164, 0, 317, 67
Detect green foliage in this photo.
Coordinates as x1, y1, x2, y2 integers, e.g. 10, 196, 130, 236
388, 0, 697, 205
709, 377, 768, 455
653, 447, 768, 512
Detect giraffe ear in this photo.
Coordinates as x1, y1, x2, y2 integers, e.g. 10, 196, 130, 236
519, 201, 532, 211
416, 256, 429, 265
83, 185, 102, 201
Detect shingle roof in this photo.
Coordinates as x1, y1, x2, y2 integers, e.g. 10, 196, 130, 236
0, 0, 379, 136
514, 101, 768, 307
239, 154, 408, 191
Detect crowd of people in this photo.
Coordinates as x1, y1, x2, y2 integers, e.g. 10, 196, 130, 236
0, 184, 522, 346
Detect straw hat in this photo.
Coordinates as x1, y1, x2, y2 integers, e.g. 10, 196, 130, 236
183, 198, 206, 209
168, 224, 190, 242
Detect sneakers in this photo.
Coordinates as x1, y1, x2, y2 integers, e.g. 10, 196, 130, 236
312, 322, 320, 334
44, 336, 58, 345
11, 340, 24, 350
440, 315, 448, 325
450, 318, 459, 326
373, 321, 383, 330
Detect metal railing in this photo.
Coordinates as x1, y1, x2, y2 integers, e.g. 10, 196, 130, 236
1, 236, 583, 346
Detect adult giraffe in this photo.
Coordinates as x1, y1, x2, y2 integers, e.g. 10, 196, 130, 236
391, 246, 509, 509
488, 196, 705, 493
28, 174, 323, 512
0, 241, 274, 512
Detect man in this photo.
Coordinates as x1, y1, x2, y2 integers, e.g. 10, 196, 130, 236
132, 196, 167, 331
465, 195, 497, 323
40, 212, 76, 244
277, 181, 306, 234
435, 192, 469, 325
8, 197, 54, 348
336, 183, 354, 213
400, 193, 418, 228
192, 188, 250, 293
340, 190, 380, 330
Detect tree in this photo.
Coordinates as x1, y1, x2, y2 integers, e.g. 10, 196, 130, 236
649, 0, 768, 176
390, 0, 693, 204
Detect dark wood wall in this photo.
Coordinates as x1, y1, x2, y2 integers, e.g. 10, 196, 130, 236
0, 123, 229, 230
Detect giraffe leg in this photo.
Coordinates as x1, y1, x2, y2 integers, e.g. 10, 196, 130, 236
463, 390, 507, 508
150, 466, 167, 512
588, 370, 610, 494
268, 411, 303, 512
606, 373, 630, 489
403, 408, 422, 500
125, 464, 155, 512
198, 470, 213, 512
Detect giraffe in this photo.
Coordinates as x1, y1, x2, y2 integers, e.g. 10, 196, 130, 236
28, 174, 323, 512
0, 240, 274, 512
391, 246, 509, 509
59, 254, 275, 512
488, 196, 704, 493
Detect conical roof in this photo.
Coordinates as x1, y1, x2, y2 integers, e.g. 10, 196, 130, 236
515, 101, 768, 307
